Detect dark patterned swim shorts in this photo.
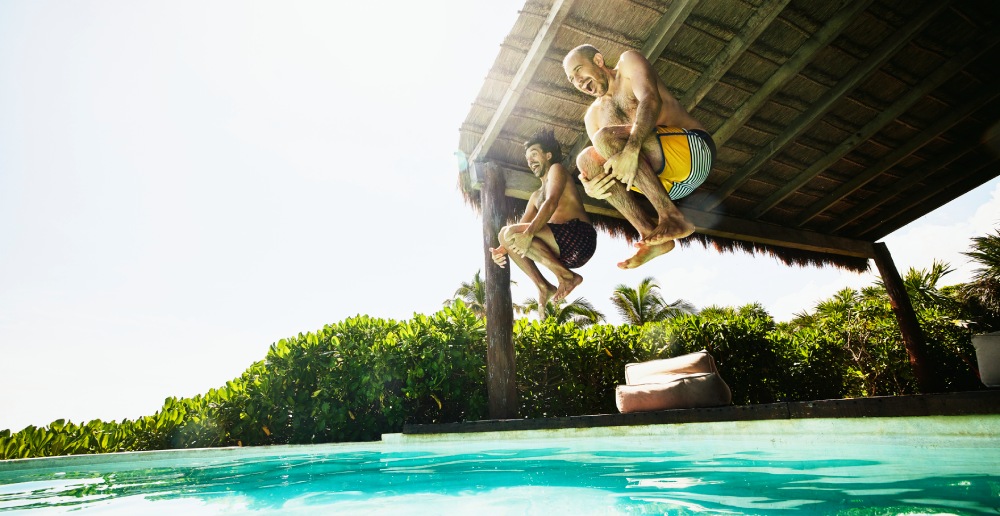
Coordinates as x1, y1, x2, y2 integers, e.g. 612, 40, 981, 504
549, 219, 597, 269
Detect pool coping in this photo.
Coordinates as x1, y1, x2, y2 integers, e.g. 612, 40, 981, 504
401, 390, 1000, 435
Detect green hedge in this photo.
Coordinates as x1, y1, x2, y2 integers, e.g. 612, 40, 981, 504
2, 299, 982, 460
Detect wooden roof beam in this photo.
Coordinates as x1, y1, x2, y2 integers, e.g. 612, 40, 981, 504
795, 85, 1000, 226
710, 0, 873, 148
857, 158, 1000, 240
468, 0, 576, 163
640, 0, 701, 59
680, 0, 791, 111
829, 134, 992, 233
564, 0, 701, 166
747, 32, 1000, 219
700, 1, 947, 211
471, 100, 586, 132
470, 165, 876, 259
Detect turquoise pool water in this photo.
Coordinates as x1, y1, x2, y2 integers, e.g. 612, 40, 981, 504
1, 416, 998, 514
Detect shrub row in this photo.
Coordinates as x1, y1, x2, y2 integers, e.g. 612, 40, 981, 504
2, 300, 982, 460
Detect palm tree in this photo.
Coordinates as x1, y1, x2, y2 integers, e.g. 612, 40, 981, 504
874, 260, 954, 311
945, 229, 1000, 332
519, 296, 605, 327
962, 229, 1000, 314
610, 276, 696, 325
447, 270, 486, 317
446, 270, 523, 318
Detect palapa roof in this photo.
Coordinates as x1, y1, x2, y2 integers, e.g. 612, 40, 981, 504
456, 0, 1000, 271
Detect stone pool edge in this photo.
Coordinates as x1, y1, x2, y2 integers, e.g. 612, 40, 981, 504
401, 390, 1000, 435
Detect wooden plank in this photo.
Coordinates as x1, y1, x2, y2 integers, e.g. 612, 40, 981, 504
747, 32, 1000, 219
564, 0, 701, 165
471, 101, 584, 133
701, 1, 947, 211
710, 0, 874, 148
832, 134, 998, 233
481, 162, 518, 419
468, 0, 576, 163
859, 159, 1000, 240
639, 0, 701, 60
872, 243, 936, 393
680, 0, 792, 111
795, 85, 1000, 226
472, 166, 876, 258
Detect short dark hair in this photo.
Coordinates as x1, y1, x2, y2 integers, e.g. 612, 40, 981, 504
524, 127, 563, 163
566, 44, 601, 64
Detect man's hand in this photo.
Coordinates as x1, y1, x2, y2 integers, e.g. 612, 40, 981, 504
581, 172, 616, 200
490, 246, 508, 267
604, 146, 641, 191
508, 230, 533, 257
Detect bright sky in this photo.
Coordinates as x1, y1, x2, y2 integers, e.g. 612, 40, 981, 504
1, 1, 997, 432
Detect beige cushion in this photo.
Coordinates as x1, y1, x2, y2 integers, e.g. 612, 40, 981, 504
624, 349, 717, 385
616, 372, 732, 413
616, 350, 732, 414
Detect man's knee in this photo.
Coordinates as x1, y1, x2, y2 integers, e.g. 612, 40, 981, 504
593, 127, 626, 157
576, 147, 604, 180
498, 226, 512, 245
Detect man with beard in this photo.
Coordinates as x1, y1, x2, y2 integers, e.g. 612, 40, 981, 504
490, 128, 597, 319
563, 44, 715, 268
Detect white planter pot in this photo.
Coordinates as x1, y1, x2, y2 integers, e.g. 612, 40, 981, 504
972, 331, 1000, 387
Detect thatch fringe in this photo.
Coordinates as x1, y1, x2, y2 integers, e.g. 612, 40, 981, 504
681, 233, 870, 273
458, 171, 870, 272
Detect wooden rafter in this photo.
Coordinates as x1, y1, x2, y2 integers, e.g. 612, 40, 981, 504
639, 0, 701, 59
859, 158, 1000, 240
471, 101, 585, 133
830, 132, 999, 233
468, 0, 576, 163
710, 0, 873, 148
795, 86, 1000, 226
680, 0, 791, 111
701, 1, 947, 211
747, 32, 1000, 220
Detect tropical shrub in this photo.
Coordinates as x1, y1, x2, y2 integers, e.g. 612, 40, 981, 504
515, 321, 650, 417
660, 304, 796, 404
4, 252, 990, 460
1, 302, 486, 459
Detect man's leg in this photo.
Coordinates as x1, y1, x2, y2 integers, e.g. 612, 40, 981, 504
499, 225, 556, 319
576, 144, 676, 269
592, 126, 695, 245
500, 224, 582, 310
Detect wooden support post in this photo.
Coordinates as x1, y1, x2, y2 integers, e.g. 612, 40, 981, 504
481, 162, 518, 419
872, 242, 936, 393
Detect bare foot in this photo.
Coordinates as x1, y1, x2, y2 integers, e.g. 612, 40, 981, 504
643, 217, 695, 246
537, 282, 556, 319
618, 240, 675, 269
553, 273, 583, 303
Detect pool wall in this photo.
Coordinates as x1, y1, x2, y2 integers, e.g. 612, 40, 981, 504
386, 414, 1000, 449
402, 390, 1000, 436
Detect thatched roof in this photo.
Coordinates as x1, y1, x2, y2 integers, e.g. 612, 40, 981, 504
457, 0, 1000, 272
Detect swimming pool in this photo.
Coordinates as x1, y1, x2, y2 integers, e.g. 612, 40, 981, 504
1, 415, 998, 514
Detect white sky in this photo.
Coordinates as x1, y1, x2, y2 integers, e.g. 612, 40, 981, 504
1, 0, 997, 432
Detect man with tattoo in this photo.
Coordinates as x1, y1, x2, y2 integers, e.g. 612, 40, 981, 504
563, 44, 715, 268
